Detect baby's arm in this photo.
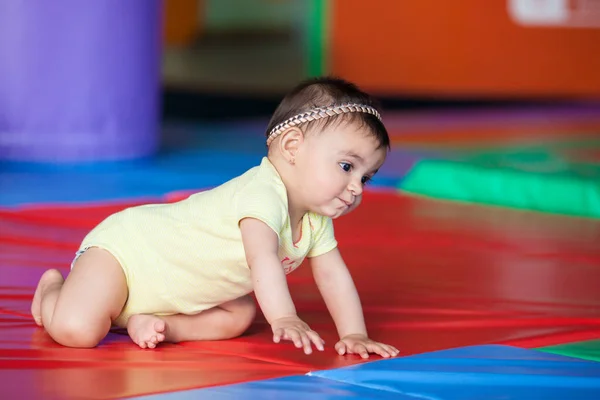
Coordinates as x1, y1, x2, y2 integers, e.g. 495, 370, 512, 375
239, 217, 324, 354
311, 248, 399, 358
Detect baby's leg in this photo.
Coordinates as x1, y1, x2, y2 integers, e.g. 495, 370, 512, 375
127, 294, 256, 347
31, 247, 128, 348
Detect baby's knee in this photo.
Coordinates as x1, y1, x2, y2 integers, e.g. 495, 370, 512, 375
48, 316, 107, 348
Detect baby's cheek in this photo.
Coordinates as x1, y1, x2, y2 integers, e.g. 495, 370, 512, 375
353, 194, 363, 209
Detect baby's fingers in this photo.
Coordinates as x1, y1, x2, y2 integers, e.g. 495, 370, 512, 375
272, 328, 284, 343
283, 329, 304, 349
355, 343, 370, 359
383, 344, 400, 357
300, 332, 313, 354
306, 330, 325, 352
334, 341, 348, 355
367, 342, 399, 358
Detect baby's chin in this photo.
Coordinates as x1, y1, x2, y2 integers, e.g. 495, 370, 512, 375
315, 208, 346, 219
314, 202, 359, 218
335, 205, 357, 218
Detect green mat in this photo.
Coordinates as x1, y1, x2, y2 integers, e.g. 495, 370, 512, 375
537, 339, 600, 363
399, 159, 600, 219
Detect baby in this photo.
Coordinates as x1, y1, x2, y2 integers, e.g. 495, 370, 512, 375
31, 76, 399, 359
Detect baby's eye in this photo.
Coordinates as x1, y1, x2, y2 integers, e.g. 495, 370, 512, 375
361, 176, 372, 185
339, 162, 352, 172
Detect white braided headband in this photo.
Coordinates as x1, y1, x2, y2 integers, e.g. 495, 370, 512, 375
266, 103, 382, 145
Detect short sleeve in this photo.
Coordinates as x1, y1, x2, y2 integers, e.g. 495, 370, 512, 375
307, 215, 338, 258
235, 179, 288, 238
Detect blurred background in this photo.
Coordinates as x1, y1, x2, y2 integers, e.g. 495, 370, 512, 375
1, 0, 599, 208
2, 0, 599, 164
162, 0, 600, 99
162, 0, 600, 119
1, 0, 598, 209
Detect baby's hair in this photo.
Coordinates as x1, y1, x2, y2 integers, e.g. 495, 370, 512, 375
265, 77, 390, 149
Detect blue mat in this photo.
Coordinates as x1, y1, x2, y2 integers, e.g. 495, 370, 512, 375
133, 345, 600, 399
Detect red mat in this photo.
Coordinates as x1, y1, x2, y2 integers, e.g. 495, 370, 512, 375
1, 191, 599, 399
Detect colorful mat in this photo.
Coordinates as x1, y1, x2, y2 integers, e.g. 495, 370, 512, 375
538, 339, 600, 363
152, 345, 600, 400
2, 191, 600, 398
2, 106, 600, 399
389, 105, 600, 218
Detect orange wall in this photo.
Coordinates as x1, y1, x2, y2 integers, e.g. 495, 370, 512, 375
330, 0, 600, 98
163, 0, 201, 46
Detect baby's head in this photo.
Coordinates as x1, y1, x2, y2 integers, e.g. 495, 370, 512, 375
266, 77, 390, 219
265, 77, 389, 150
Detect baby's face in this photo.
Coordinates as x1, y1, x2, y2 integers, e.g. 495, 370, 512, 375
295, 121, 387, 219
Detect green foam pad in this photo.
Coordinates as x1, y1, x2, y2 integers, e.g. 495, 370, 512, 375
399, 160, 600, 219
537, 339, 600, 363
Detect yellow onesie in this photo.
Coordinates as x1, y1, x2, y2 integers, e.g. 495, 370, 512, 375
77, 157, 338, 327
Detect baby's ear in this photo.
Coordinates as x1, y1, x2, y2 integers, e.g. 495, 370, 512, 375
278, 127, 304, 162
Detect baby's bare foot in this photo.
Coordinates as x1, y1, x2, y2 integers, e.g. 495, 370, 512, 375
31, 269, 64, 326
127, 314, 167, 349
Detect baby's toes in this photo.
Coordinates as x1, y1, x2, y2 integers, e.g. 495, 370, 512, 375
156, 333, 165, 342
146, 340, 157, 349
154, 320, 166, 333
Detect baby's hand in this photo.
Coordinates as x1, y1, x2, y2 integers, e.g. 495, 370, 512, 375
271, 316, 325, 354
335, 334, 399, 359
